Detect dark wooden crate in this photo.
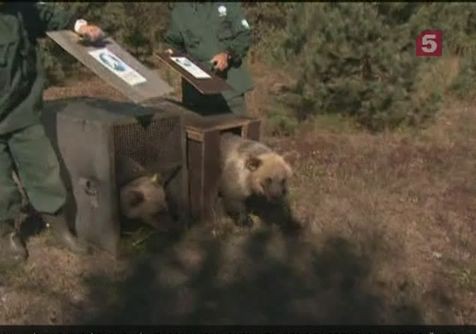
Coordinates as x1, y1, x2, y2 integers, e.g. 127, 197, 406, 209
183, 112, 261, 222
41, 97, 188, 257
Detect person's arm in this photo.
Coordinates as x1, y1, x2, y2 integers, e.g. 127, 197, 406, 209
164, 6, 185, 54
35, 2, 103, 41
34, 2, 78, 32
223, 3, 252, 65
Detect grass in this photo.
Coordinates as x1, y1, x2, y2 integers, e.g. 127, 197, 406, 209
268, 91, 475, 323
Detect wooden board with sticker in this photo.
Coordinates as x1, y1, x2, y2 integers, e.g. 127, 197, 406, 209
47, 30, 174, 104
156, 50, 234, 95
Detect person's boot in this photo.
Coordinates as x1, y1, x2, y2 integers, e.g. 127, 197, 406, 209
0, 219, 28, 263
43, 209, 90, 255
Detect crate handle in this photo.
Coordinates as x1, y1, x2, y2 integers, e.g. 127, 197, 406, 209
78, 177, 99, 208
78, 178, 97, 195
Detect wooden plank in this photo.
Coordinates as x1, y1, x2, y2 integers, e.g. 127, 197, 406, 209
245, 119, 261, 141
187, 139, 204, 221
185, 129, 204, 142
56, 113, 120, 257
185, 119, 252, 133
157, 50, 233, 95
47, 30, 173, 104
146, 98, 261, 133
177, 119, 191, 227
184, 113, 260, 132
201, 130, 222, 222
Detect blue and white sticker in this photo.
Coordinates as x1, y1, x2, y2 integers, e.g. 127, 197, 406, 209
89, 48, 146, 86
241, 19, 250, 29
170, 56, 211, 79
218, 5, 227, 17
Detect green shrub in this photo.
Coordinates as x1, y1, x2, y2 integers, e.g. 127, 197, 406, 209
264, 99, 300, 137
451, 56, 476, 98
269, 2, 476, 131
242, 3, 298, 60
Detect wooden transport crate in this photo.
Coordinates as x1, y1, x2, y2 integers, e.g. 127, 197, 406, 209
184, 112, 261, 222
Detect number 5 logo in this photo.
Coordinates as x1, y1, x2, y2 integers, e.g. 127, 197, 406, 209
416, 30, 442, 57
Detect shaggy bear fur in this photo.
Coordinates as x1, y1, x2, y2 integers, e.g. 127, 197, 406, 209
116, 155, 172, 230
218, 132, 296, 228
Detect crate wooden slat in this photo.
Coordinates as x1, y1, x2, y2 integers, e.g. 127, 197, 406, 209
184, 113, 261, 139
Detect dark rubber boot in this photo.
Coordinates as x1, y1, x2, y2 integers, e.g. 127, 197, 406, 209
43, 210, 90, 255
0, 220, 28, 263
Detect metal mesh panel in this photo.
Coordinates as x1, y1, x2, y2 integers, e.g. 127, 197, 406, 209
113, 115, 183, 171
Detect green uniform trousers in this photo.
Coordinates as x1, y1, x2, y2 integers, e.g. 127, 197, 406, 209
196, 94, 246, 116
0, 122, 66, 221
182, 82, 247, 117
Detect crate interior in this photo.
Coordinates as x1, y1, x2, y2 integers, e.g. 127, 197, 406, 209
113, 114, 183, 174
220, 126, 243, 136
112, 114, 185, 217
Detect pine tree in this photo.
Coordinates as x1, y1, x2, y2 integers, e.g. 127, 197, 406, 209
270, 2, 474, 131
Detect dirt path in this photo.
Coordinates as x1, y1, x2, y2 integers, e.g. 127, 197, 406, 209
0, 77, 474, 325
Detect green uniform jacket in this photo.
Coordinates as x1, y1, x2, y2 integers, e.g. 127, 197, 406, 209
0, 2, 76, 134
164, 2, 254, 102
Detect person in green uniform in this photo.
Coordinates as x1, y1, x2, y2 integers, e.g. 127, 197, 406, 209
164, 2, 254, 116
0, 2, 104, 263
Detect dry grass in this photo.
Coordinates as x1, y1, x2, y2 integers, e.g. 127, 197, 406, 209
0, 60, 475, 324
273, 96, 476, 324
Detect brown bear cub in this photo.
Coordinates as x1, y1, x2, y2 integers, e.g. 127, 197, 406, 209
116, 155, 173, 231
218, 132, 295, 228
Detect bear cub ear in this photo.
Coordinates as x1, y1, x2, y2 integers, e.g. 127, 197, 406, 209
245, 156, 262, 172
150, 173, 161, 184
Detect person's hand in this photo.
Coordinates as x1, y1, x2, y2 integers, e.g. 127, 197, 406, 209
165, 48, 174, 55
210, 52, 230, 72
77, 24, 105, 42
